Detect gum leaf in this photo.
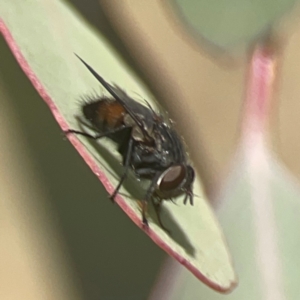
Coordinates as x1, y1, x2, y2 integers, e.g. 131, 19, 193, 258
0, 1, 236, 292
170, 0, 297, 50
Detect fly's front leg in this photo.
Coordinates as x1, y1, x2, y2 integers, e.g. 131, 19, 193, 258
141, 172, 161, 229
183, 189, 194, 205
151, 198, 171, 234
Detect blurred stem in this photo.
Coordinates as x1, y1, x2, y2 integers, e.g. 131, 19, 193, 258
242, 41, 277, 143
242, 41, 285, 300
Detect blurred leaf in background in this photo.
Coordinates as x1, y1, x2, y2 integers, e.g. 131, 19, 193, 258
151, 153, 300, 300
170, 0, 298, 50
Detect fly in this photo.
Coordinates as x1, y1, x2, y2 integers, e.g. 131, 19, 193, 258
66, 55, 195, 232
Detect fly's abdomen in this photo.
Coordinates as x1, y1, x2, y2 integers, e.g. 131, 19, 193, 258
82, 98, 126, 132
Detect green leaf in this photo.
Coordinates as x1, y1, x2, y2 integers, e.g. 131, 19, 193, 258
0, 0, 236, 291
171, 0, 297, 50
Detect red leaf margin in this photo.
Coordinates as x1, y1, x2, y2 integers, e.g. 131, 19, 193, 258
0, 19, 236, 293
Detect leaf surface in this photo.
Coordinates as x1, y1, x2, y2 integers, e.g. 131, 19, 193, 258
0, 0, 236, 292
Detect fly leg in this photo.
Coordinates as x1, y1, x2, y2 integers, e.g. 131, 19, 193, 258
141, 201, 148, 228
67, 126, 133, 202
65, 125, 129, 140
141, 172, 161, 229
109, 137, 134, 202
151, 198, 171, 234
183, 189, 194, 206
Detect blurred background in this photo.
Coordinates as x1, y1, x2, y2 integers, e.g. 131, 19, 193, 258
2, 0, 300, 299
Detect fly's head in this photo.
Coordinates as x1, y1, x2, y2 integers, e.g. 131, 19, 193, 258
155, 164, 195, 205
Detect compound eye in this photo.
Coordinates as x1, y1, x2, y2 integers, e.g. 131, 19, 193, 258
159, 165, 186, 191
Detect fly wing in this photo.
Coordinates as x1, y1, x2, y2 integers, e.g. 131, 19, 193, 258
108, 84, 156, 134
75, 54, 155, 137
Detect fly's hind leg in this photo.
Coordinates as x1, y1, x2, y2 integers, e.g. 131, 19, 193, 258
141, 200, 149, 228
65, 125, 129, 140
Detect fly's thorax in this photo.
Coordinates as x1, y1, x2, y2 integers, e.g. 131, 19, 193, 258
123, 113, 155, 142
